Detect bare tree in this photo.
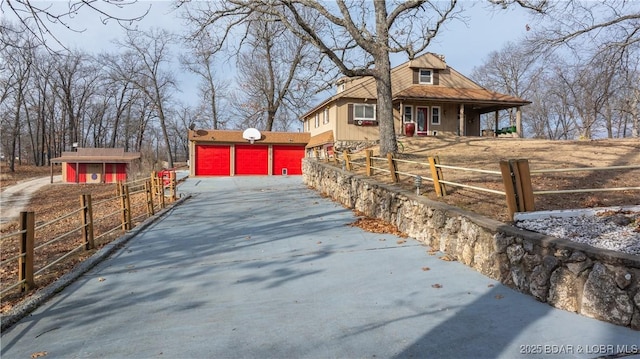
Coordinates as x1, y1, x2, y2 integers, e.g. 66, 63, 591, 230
471, 41, 543, 135
0, 23, 35, 171
117, 28, 178, 168
180, 33, 229, 130
1, 0, 149, 51
183, 0, 466, 155
230, 14, 321, 131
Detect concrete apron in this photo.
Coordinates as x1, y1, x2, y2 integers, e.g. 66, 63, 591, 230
2, 176, 638, 359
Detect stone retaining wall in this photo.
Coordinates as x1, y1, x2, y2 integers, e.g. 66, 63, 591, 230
302, 159, 640, 330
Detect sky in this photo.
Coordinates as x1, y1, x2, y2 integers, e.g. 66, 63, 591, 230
3, 1, 536, 107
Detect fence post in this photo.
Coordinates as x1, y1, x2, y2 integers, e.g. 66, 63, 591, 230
365, 150, 373, 176
343, 150, 352, 171
428, 156, 446, 196
500, 161, 518, 220
145, 180, 155, 216
387, 153, 398, 183
118, 182, 129, 230
515, 159, 535, 212
124, 184, 132, 230
80, 194, 95, 250
158, 173, 165, 209
169, 171, 176, 202
19, 211, 35, 292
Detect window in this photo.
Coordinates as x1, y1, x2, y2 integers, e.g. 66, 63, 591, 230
419, 69, 433, 84
314, 113, 319, 128
431, 106, 441, 125
354, 104, 375, 121
323, 108, 329, 124
306, 118, 310, 131
403, 106, 413, 123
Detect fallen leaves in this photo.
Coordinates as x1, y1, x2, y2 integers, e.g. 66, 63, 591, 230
439, 254, 456, 262
431, 283, 442, 289
31, 351, 47, 358
347, 213, 408, 238
421, 267, 431, 271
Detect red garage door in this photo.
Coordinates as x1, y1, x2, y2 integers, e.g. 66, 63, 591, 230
273, 145, 305, 175
195, 145, 231, 176
235, 145, 268, 175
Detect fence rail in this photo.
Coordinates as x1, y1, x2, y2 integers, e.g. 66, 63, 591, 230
0, 171, 180, 298
319, 149, 639, 221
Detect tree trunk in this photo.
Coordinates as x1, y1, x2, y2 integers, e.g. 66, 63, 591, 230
374, 55, 397, 156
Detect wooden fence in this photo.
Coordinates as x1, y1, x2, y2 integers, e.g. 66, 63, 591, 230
0, 171, 178, 298
325, 149, 640, 220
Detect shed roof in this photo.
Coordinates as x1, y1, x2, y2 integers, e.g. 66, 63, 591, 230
306, 130, 335, 149
51, 148, 141, 164
189, 130, 310, 145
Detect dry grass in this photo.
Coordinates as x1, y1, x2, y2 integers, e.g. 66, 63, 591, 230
345, 136, 640, 222
1, 163, 160, 313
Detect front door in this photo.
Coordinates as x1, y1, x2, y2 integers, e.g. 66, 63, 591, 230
416, 107, 429, 136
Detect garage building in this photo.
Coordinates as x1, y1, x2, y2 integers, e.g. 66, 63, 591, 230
189, 130, 310, 177
51, 148, 141, 183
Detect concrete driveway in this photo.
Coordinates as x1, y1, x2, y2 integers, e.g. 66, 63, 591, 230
1, 176, 638, 358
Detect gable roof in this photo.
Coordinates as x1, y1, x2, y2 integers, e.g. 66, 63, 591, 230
301, 52, 530, 119
189, 129, 310, 145
51, 148, 141, 164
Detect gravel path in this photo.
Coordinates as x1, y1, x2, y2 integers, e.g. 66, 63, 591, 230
515, 208, 640, 255
0, 176, 61, 227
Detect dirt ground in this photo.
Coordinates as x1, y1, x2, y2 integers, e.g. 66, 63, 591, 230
346, 136, 640, 222
0, 164, 155, 313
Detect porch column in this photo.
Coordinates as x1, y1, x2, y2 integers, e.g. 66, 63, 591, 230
459, 104, 465, 136
516, 106, 522, 137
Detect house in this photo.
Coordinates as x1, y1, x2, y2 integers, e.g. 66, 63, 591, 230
51, 148, 141, 183
301, 53, 531, 153
188, 129, 310, 176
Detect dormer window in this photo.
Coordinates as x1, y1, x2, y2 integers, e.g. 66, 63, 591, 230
419, 69, 433, 84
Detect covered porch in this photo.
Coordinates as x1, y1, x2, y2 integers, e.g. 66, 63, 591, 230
393, 87, 531, 137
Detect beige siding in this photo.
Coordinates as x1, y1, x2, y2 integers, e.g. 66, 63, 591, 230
391, 64, 413, 93
438, 68, 483, 89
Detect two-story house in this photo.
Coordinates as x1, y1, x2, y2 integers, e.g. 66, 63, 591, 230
302, 52, 530, 153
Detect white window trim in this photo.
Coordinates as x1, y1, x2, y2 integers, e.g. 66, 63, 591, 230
419, 69, 433, 85
354, 104, 376, 121
323, 108, 329, 124
431, 106, 441, 125
314, 113, 319, 128
403, 105, 413, 123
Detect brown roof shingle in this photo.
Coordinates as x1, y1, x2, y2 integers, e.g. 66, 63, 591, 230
394, 86, 531, 106
51, 148, 141, 164
189, 130, 310, 145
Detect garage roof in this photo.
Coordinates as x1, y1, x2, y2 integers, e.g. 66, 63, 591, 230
51, 148, 141, 164
189, 130, 310, 145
